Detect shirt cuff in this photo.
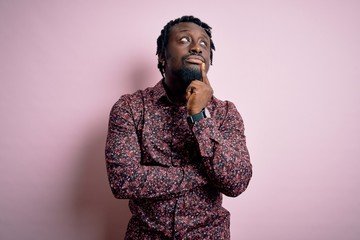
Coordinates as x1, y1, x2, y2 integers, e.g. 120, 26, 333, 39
192, 118, 222, 157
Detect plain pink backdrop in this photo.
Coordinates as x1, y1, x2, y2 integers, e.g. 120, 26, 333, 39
1, 1, 359, 239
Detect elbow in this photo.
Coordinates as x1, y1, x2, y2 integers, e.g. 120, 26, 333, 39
222, 167, 253, 198
223, 180, 251, 197
107, 174, 132, 199
109, 183, 124, 199
110, 184, 132, 199
110, 186, 123, 199
106, 163, 134, 199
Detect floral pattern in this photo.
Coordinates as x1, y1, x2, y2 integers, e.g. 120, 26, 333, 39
105, 80, 252, 239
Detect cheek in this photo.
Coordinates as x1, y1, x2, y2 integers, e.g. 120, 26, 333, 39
165, 49, 178, 63
205, 56, 211, 66
165, 53, 181, 67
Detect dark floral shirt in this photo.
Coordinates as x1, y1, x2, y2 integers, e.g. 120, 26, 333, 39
105, 80, 252, 239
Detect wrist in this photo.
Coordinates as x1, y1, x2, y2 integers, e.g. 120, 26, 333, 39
188, 108, 202, 115
187, 108, 211, 124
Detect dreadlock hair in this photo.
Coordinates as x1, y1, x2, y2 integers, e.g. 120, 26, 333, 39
156, 15, 216, 77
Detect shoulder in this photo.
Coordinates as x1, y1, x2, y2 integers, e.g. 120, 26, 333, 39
110, 85, 157, 120
209, 96, 238, 114
113, 85, 156, 108
208, 96, 243, 125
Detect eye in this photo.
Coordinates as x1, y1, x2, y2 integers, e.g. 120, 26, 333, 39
200, 40, 208, 47
179, 37, 190, 43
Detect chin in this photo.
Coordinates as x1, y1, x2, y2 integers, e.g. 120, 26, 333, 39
179, 67, 202, 87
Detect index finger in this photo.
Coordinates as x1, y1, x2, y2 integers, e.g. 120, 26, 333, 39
201, 63, 210, 85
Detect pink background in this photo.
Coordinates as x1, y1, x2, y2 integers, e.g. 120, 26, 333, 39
1, 1, 359, 239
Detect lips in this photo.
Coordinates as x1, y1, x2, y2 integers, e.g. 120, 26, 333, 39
185, 55, 205, 65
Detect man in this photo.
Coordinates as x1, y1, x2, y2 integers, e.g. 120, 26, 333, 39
105, 15, 252, 239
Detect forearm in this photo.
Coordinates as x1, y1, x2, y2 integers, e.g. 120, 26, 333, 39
106, 160, 206, 199
192, 103, 252, 197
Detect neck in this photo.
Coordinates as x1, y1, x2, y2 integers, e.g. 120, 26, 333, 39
163, 78, 187, 105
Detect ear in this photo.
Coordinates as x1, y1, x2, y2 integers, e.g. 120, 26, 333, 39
158, 55, 165, 65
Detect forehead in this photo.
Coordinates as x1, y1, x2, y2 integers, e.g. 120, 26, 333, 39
169, 22, 209, 38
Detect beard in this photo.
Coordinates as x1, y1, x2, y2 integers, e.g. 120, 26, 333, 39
174, 66, 202, 89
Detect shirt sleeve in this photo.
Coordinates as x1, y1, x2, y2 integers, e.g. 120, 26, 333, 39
191, 101, 252, 197
105, 96, 207, 200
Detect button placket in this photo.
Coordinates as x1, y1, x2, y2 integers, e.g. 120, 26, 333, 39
170, 106, 181, 167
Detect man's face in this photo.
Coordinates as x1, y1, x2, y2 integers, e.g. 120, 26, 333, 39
163, 22, 211, 87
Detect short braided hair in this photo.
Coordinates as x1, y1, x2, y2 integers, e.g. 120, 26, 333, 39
156, 15, 216, 77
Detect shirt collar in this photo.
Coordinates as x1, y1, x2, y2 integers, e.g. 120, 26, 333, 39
153, 79, 184, 107
152, 79, 168, 103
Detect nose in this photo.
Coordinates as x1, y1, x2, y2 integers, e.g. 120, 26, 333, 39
190, 43, 202, 54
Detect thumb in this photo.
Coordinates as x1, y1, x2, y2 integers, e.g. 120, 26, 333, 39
185, 86, 192, 100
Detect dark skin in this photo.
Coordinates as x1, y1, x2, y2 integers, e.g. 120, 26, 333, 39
159, 22, 214, 115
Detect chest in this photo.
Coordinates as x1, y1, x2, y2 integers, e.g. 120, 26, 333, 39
139, 105, 199, 167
